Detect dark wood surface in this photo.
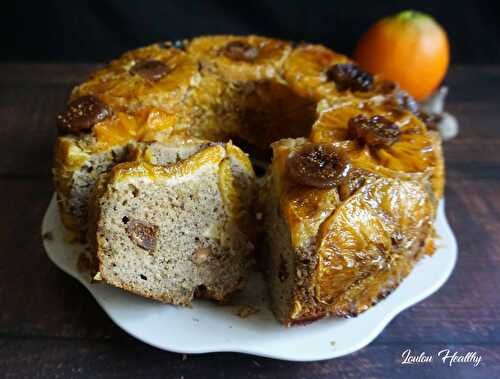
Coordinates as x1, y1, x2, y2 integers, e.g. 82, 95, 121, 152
0, 63, 499, 378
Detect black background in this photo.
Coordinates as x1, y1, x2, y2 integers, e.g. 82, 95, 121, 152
2, 0, 499, 63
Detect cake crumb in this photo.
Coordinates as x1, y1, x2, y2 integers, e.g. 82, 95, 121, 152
252, 360, 261, 367
182, 354, 188, 361
236, 305, 259, 318
42, 231, 53, 241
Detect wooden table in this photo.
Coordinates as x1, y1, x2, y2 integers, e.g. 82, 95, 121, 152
0, 64, 499, 378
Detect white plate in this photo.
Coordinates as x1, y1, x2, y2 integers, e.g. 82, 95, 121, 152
42, 194, 457, 361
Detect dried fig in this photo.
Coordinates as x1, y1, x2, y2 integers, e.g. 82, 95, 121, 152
287, 143, 350, 188
348, 115, 401, 147
325, 63, 373, 92
124, 218, 159, 251
130, 59, 171, 81
221, 41, 259, 61
56, 95, 110, 134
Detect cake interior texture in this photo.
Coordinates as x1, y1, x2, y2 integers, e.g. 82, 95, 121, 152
89, 144, 255, 304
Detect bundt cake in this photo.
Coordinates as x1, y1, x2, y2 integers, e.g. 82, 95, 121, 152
53, 35, 444, 324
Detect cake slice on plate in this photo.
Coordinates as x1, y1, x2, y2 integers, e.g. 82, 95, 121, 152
88, 141, 256, 305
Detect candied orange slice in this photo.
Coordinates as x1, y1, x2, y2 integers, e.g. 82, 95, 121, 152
93, 108, 177, 150
287, 143, 350, 189
283, 44, 350, 100
284, 44, 406, 102
188, 35, 291, 81
314, 177, 435, 306
72, 44, 198, 113
281, 187, 340, 248
112, 145, 226, 182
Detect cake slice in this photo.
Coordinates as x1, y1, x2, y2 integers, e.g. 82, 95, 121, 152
88, 142, 256, 305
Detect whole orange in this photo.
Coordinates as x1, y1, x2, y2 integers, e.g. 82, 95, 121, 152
354, 10, 449, 100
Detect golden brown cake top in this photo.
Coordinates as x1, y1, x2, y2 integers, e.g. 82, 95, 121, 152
55, 35, 440, 153
55, 34, 443, 203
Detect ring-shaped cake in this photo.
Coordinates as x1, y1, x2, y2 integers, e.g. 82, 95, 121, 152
53, 35, 444, 326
